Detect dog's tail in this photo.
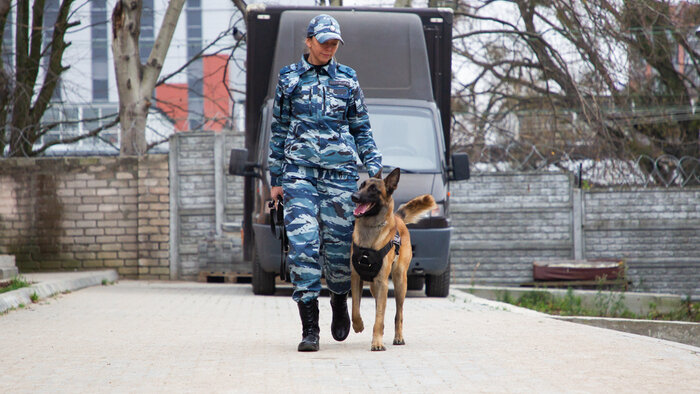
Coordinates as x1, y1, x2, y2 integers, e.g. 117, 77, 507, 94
396, 194, 436, 224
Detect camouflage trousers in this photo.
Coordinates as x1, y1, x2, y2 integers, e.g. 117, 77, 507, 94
282, 167, 356, 303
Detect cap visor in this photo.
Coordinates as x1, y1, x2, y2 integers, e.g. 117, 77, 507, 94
315, 32, 344, 45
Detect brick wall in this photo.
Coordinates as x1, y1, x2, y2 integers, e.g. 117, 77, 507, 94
137, 155, 171, 279
0, 155, 169, 279
2, 150, 697, 297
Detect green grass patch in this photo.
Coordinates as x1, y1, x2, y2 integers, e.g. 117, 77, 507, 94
0, 276, 32, 294
498, 288, 700, 322
646, 297, 700, 322
500, 288, 587, 317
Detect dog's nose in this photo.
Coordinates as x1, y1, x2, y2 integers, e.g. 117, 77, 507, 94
351, 192, 361, 203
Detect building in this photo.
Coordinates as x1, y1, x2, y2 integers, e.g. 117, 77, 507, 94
1, 0, 245, 155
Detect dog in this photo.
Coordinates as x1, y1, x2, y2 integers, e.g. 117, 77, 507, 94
350, 167, 436, 351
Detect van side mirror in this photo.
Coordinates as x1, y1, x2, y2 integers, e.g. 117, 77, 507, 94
450, 153, 470, 181
229, 148, 259, 177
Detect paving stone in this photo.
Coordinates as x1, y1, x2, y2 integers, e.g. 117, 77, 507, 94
0, 280, 698, 393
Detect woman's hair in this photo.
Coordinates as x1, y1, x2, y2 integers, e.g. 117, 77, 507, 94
303, 37, 310, 54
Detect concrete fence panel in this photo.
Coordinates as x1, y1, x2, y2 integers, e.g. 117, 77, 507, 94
169, 131, 245, 280
582, 188, 700, 296
449, 172, 575, 286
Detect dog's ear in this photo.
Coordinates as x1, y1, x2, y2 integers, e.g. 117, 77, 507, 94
373, 169, 382, 179
384, 167, 400, 195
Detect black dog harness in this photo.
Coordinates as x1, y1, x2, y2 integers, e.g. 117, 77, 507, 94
351, 230, 401, 282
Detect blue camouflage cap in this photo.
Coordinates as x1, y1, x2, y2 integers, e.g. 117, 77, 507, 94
307, 14, 344, 44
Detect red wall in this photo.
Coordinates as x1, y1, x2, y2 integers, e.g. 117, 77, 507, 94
156, 54, 231, 132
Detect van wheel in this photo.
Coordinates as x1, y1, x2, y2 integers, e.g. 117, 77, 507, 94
407, 275, 424, 291
252, 249, 276, 295
425, 263, 450, 297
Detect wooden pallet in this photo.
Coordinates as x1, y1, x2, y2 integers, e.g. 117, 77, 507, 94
198, 271, 252, 284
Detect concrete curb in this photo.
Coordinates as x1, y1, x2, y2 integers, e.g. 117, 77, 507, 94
455, 284, 684, 315
449, 287, 551, 318
0, 270, 119, 314
556, 316, 700, 348
451, 287, 700, 351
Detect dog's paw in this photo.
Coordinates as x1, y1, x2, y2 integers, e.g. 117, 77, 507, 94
352, 319, 364, 333
371, 344, 386, 351
393, 338, 405, 346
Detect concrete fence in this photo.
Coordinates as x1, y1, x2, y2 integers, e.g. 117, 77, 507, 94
168, 131, 245, 280
1, 131, 698, 297
451, 173, 700, 297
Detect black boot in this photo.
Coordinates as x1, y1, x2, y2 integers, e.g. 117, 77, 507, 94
297, 299, 320, 352
330, 292, 350, 342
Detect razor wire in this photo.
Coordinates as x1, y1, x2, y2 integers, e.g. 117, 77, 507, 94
465, 142, 700, 188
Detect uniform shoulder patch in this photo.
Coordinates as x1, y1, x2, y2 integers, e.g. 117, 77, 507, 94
279, 64, 295, 76
336, 63, 357, 78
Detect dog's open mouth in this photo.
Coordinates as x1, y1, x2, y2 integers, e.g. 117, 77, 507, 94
353, 202, 375, 217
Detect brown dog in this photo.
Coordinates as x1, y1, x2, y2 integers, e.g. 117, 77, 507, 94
350, 167, 436, 351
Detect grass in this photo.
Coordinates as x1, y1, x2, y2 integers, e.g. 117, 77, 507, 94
0, 276, 32, 294
646, 296, 700, 322
498, 288, 700, 322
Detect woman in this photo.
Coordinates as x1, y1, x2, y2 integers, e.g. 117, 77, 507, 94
268, 14, 382, 352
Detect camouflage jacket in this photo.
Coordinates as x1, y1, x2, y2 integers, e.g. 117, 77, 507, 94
269, 55, 382, 186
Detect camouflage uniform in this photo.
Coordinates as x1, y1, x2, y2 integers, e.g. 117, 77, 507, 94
269, 54, 382, 303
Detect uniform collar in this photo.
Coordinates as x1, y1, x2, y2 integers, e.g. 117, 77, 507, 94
299, 55, 338, 78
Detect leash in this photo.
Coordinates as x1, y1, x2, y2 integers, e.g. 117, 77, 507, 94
268, 196, 290, 282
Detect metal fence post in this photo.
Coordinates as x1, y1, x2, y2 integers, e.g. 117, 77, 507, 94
572, 188, 584, 260
214, 133, 224, 237
169, 134, 181, 280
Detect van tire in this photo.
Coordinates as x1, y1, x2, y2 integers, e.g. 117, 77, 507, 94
407, 275, 424, 291
252, 249, 276, 295
425, 263, 450, 297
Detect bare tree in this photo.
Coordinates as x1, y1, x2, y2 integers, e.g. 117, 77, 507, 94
0, 1, 245, 157
0, 0, 79, 157
230, 0, 247, 16
111, 0, 185, 156
452, 0, 700, 182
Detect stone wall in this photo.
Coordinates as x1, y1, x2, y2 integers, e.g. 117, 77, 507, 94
1, 146, 698, 296
0, 155, 169, 279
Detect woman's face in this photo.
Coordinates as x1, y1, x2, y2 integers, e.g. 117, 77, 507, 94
305, 37, 340, 65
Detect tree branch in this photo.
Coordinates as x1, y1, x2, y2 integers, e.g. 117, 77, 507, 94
31, 0, 77, 126
141, 0, 186, 96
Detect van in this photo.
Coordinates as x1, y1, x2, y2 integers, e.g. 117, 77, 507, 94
229, 6, 469, 297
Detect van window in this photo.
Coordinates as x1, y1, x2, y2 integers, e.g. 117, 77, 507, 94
368, 105, 439, 171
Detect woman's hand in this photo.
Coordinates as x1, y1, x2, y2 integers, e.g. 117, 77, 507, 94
270, 186, 284, 202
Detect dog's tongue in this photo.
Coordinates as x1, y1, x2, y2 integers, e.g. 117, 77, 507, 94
354, 203, 371, 216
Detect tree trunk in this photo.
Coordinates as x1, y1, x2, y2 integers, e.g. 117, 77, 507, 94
2, 0, 74, 157
112, 0, 185, 156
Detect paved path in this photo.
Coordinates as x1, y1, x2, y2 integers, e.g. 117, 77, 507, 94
1, 280, 699, 393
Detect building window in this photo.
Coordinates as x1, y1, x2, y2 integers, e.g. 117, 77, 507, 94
91, 0, 109, 102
